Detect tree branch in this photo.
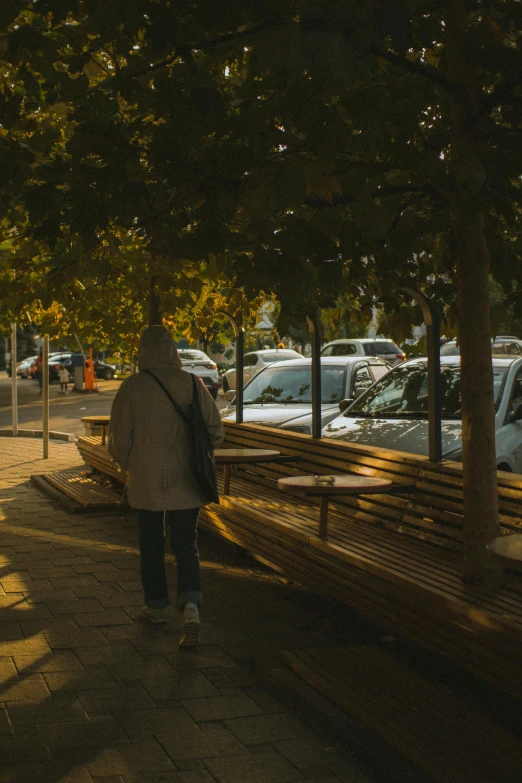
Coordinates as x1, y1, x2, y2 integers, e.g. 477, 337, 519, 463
305, 185, 436, 209
369, 47, 461, 97
127, 19, 281, 81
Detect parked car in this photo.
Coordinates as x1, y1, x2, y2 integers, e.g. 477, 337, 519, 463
222, 349, 303, 392
220, 357, 392, 432
33, 353, 117, 382
27, 352, 65, 380
324, 356, 522, 472
177, 349, 219, 399
441, 338, 522, 356
320, 338, 406, 366
13, 355, 39, 378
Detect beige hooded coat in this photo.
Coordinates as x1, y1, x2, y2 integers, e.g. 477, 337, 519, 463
108, 326, 224, 511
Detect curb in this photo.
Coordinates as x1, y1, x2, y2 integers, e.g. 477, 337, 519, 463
0, 429, 76, 443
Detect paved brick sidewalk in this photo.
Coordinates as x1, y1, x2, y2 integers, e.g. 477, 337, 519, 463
0, 438, 377, 783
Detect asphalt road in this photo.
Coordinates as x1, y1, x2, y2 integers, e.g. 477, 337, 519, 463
0, 372, 226, 436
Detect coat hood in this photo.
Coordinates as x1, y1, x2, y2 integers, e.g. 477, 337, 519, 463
137, 325, 182, 371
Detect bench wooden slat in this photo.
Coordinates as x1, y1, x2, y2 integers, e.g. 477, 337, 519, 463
201, 505, 522, 695
283, 646, 522, 783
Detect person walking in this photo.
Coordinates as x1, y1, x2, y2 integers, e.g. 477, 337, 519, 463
34, 349, 43, 394
108, 325, 224, 647
58, 365, 69, 394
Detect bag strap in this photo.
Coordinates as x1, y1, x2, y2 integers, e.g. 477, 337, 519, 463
142, 369, 189, 425
190, 373, 200, 403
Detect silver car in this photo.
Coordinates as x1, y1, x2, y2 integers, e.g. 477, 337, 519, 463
324, 356, 522, 472
16, 355, 39, 378
220, 356, 391, 432
177, 349, 219, 399
222, 349, 302, 392
321, 338, 406, 366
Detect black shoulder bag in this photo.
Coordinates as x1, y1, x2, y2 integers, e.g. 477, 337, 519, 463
143, 370, 219, 504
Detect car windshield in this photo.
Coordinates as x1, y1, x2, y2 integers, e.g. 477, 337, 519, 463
178, 351, 206, 361
345, 363, 508, 418
243, 365, 347, 404
363, 342, 401, 356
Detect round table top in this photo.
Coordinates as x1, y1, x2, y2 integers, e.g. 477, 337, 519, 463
81, 415, 111, 424
214, 448, 280, 463
487, 534, 522, 570
278, 474, 392, 495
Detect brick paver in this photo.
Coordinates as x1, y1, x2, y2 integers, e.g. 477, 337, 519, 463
0, 437, 377, 783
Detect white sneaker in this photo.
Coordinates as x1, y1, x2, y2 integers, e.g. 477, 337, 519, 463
140, 605, 169, 624
179, 604, 200, 647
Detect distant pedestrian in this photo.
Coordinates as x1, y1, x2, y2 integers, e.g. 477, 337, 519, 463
108, 325, 224, 647
58, 365, 69, 394
34, 349, 43, 394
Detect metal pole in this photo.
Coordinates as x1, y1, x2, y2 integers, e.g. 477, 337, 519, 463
43, 335, 49, 459
307, 315, 322, 439
11, 323, 18, 436
217, 311, 245, 424
401, 287, 442, 462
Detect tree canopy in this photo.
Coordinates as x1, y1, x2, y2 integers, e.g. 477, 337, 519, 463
2, 0, 522, 580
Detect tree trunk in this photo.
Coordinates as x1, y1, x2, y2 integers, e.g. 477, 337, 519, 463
446, 0, 503, 585
455, 211, 502, 584
148, 276, 162, 326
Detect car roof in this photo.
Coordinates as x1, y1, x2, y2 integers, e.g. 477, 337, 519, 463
247, 349, 301, 356
445, 338, 522, 344
404, 356, 519, 369
323, 338, 397, 345
249, 357, 389, 369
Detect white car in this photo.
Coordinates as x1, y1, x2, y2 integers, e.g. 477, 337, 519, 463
220, 357, 392, 431
321, 338, 406, 366
222, 349, 303, 392
324, 356, 522, 473
177, 349, 219, 399
441, 338, 522, 356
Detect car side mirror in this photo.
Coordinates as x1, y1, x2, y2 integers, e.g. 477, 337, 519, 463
353, 386, 367, 399
339, 398, 354, 412
224, 390, 236, 402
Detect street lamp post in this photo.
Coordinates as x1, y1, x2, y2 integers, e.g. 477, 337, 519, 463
306, 315, 322, 440
217, 311, 245, 424
42, 335, 49, 459
11, 323, 18, 437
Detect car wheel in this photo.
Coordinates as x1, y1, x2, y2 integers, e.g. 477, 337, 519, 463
104, 369, 114, 380
223, 376, 230, 392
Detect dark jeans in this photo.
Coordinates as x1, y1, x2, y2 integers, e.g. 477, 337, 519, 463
138, 508, 201, 610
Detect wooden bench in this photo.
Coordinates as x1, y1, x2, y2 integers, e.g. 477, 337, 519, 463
81, 415, 111, 444
76, 422, 522, 699
283, 645, 522, 783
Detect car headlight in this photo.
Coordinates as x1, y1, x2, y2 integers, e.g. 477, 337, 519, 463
283, 425, 312, 435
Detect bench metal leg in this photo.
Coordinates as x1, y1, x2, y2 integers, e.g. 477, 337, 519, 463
101, 425, 107, 446
223, 464, 231, 495
319, 496, 329, 539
